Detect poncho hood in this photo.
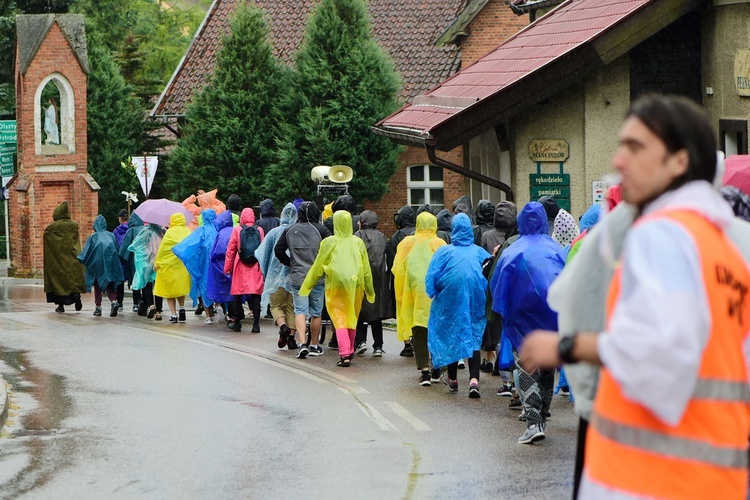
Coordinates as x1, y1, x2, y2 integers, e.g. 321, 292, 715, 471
452, 195, 474, 214
333, 210, 353, 237
322, 203, 333, 221
436, 209, 453, 232
416, 212, 438, 237
215, 210, 233, 231
519, 202, 549, 235
417, 204, 433, 215
240, 208, 255, 226
451, 213, 474, 246
552, 209, 580, 247
280, 202, 298, 226
93, 214, 107, 232
129, 212, 144, 229
359, 210, 379, 229
395, 206, 416, 229
579, 203, 602, 231
260, 199, 276, 217
475, 200, 495, 225
202, 209, 217, 227
332, 195, 356, 215
53, 201, 71, 221
169, 213, 186, 228
297, 201, 320, 223
494, 202, 516, 230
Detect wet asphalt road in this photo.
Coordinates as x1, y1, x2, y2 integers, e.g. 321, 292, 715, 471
0, 282, 576, 498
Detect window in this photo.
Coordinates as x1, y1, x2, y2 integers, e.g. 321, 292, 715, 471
720, 119, 748, 156
34, 73, 75, 155
407, 164, 444, 211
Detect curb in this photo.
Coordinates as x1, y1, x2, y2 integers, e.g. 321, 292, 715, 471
0, 375, 7, 432
0, 277, 44, 286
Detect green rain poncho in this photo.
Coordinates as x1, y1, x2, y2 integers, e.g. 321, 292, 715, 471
153, 213, 191, 299
300, 210, 374, 329
392, 212, 447, 342
43, 201, 86, 299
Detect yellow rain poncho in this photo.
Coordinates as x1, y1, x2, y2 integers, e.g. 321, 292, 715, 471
322, 202, 334, 221
300, 211, 374, 329
392, 212, 447, 341
153, 213, 192, 298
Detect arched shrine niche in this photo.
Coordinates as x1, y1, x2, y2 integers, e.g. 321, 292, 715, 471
34, 73, 75, 155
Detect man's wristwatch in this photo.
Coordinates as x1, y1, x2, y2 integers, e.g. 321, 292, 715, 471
558, 334, 578, 364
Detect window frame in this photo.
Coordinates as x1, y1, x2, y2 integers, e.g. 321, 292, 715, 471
406, 164, 444, 210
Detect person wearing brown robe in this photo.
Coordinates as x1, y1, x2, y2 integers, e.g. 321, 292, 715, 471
44, 202, 86, 312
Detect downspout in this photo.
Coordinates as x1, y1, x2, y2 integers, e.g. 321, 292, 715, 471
425, 140, 514, 202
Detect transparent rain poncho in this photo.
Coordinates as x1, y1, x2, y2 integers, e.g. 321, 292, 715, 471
255, 203, 297, 312
128, 223, 164, 290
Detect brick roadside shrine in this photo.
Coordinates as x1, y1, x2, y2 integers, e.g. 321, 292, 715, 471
7, 14, 99, 278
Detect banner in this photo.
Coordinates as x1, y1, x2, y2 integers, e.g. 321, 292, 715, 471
131, 156, 158, 198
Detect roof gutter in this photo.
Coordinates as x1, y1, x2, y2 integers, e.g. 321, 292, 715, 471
425, 140, 514, 201
509, 0, 565, 15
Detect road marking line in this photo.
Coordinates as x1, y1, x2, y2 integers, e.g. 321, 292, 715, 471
338, 386, 369, 394
385, 402, 432, 431
355, 402, 399, 431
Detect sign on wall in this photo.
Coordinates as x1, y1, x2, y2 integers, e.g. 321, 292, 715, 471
528, 139, 569, 162
592, 180, 606, 204
735, 49, 750, 97
529, 139, 570, 212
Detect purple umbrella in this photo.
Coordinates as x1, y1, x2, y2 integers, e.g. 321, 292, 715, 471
133, 199, 195, 228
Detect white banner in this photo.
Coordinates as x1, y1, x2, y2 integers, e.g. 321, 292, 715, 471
132, 156, 158, 198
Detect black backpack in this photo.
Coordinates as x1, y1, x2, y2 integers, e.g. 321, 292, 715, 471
238, 224, 261, 265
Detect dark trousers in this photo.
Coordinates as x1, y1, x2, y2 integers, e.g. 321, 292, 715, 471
141, 282, 163, 312
231, 294, 260, 326
116, 283, 141, 306
573, 417, 588, 499
446, 350, 481, 380
355, 320, 383, 349
94, 281, 117, 307
412, 326, 430, 370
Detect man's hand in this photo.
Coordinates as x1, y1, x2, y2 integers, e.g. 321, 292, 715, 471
520, 330, 561, 372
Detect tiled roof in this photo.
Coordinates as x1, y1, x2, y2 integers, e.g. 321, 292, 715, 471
374, 0, 696, 149
152, 0, 466, 118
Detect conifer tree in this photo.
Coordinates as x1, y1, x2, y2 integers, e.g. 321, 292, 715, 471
267, 0, 401, 204
87, 37, 143, 228
166, 4, 287, 202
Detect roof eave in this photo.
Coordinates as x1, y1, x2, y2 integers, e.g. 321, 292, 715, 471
370, 125, 432, 148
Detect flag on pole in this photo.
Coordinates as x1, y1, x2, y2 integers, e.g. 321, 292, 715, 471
131, 156, 158, 198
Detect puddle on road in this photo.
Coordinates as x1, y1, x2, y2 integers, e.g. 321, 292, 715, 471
0, 285, 47, 314
0, 348, 77, 498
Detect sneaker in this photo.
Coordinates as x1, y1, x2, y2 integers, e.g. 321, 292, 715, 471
93, 307, 102, 316
400, 345, 414, 357
355, 342, 368, 356
228, 322, 241, 332
169, 315, 178, 323
251, 323, 260, 333
194, 304, 204, 315
469, 381, 481, 399
178, 309, 186, 322
518, 409, 527, 421
287, 336, 298, 350
308, 345, 324, 356
444, 377, 459, 393
132, 305, 139, 312
509, 396, 523, 409
110, 301, 119, 317
328, 338, 339, 350
55, 304, 65, 313
117, 302, 123, 310
147, 305, 157, 319
74, 297, 82, 311
419, 371, 432, 387
278, 325, 290, 348
372, 348, 384, 357
204, 317, 213, 324
297, 346, 309, 359
430, 368, 442, 383
518, 424, 546, 444
457, 359, 465, 369
479, 359, 494, 373
559, 386, 570, 396
497, 384, 514, 397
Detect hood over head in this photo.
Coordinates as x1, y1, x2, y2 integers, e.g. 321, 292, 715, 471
452, 195, 473, 214
53, 201, 71, 221
280, 202, 298, 226
128, 212, 144, 228
454, 203, 472, 218
358, 210, 379, 229
332, 194, 356, 215
240, 207, 256, 226
552, 209, 580, 246
475, 200, 495, 225
493, 202, 516, 230
394, 205, 416, 229
169, 213, 187, 228
201, 208, 217, 227
260, 199, 276, 217
537, 196, 561, 221
579, 204, 602, 231
93, 214, 107, 232
451, 213, 474, 246
297, 201, 321, 223
518, 202, 549, 236
333, 210, 353, 237
322, 203, 333, 221
215, 210, 233, 231
436, 209, 453, 232
227, 194, 242, 212
415, 211, 438, 236
416, 204, 433, 216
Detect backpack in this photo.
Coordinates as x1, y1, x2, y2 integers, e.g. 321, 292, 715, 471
238, 224, 261, 265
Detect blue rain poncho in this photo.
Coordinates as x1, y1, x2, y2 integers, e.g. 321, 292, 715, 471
426, 213, 490, 368
128, 223, 164, 290
173, 209, 218, 307
206, 210, 234, 304
490, 202, 566, 351
77, 215, 125, 292
255, 203, 297, 312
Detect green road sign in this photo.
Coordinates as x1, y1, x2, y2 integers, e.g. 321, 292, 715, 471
0, 143, 15, 154
529, 173, 570, 186
530, 186, 570, 198
0, 121, 16, 133
0, 133, 16, 143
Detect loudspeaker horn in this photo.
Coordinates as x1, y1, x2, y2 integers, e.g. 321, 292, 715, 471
328, 165, 353, 184
311, 165, 331, 182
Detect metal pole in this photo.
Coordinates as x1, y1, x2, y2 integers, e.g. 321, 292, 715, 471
4, 199, 9, 267
143, 153, 149, 199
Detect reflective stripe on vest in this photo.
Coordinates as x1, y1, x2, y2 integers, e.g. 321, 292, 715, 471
693, 379, 750, 402
590, 411, 748, 469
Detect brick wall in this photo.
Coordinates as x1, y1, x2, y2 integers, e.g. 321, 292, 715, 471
9, 19, 98, 278
461, 0, 528, 68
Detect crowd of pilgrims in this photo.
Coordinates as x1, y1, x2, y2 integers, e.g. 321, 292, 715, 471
45, 185, 678, 444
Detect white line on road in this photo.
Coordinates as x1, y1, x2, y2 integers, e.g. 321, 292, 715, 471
385, 402, 432, 431
354, 402, 399, 431
338, 386, 370, 394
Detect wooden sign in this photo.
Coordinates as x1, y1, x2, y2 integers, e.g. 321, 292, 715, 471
735, 49, 750, 97
529, 139, 569, 162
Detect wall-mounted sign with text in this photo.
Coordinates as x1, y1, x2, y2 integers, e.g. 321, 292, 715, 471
735, 49, 750, 97
529, 173, 570, 211
528, 139, 569, 162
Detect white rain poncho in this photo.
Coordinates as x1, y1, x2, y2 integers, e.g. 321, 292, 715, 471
255, 203, 297, 312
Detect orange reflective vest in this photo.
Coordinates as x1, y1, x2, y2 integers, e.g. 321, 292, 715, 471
585, 210, 750, 499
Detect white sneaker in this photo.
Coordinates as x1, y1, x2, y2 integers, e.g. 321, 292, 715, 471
204, 317, 213, 324
518, 424, 545, 444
